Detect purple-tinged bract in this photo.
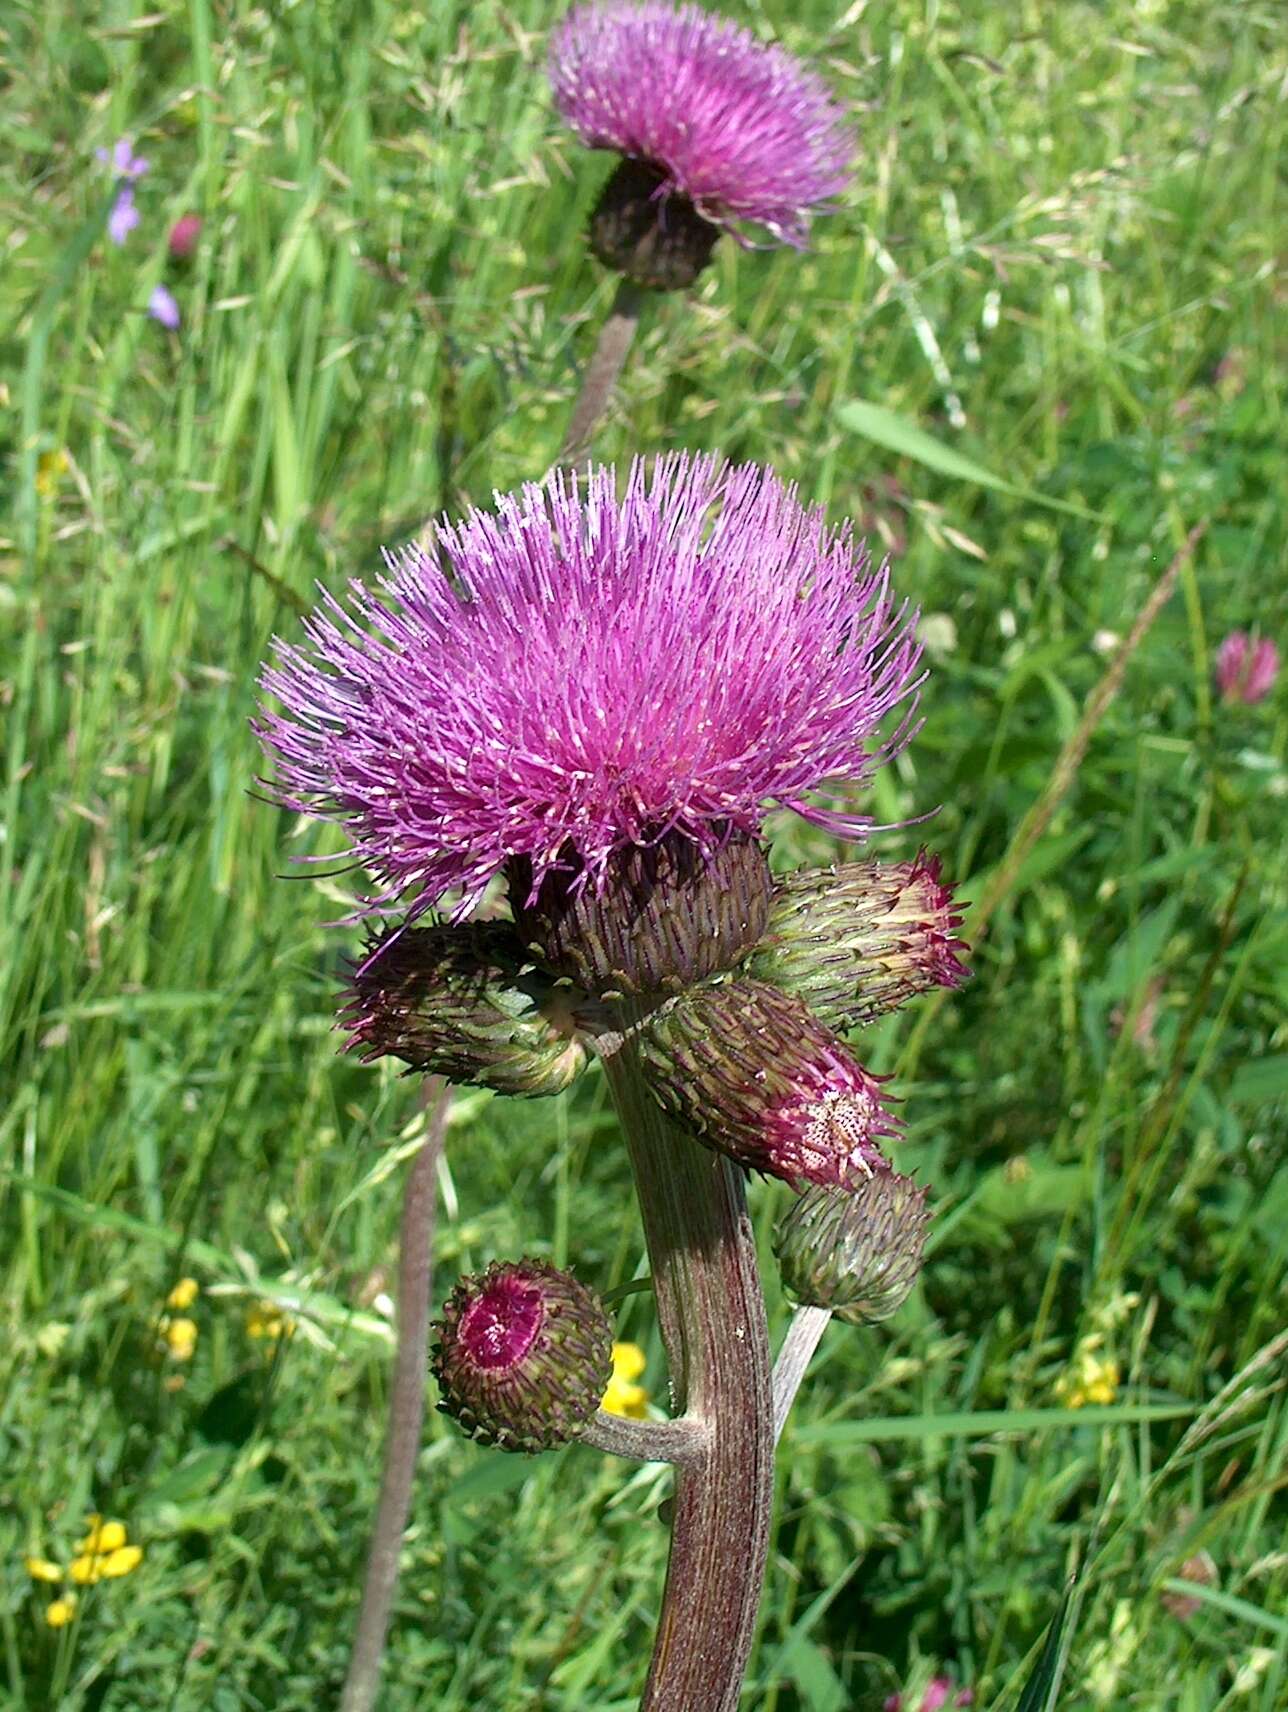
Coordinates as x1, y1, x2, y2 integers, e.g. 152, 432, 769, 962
257, 454, 923, 919
549, 1, 851, 246
1215, 630, 1278, 705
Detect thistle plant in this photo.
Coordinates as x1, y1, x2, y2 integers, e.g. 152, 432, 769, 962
549, 0, 852, 456
257, 453, 968, 1709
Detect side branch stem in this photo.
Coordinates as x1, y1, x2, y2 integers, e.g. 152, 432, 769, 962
341, 1080, 449, 1712
600, 1031, 773, 1712
557, 281, 646, 466
772, 1305, 833, 1444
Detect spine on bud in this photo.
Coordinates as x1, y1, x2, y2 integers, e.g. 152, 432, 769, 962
749, 852, 969, 1030
774, 1171, 929, 1324
342, 923, 588, 1097
430, 1259, 613, 1453
636, 977, 901, 1190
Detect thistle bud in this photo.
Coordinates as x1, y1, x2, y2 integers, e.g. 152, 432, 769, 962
342, 922, 587, 1097
430, 1259, 613, 1453
637, 977, 901, 1190
774, 1171, 929, 1323
749, 852, 969, 1030
589, 159, 721, 292
509, 828, 772, 999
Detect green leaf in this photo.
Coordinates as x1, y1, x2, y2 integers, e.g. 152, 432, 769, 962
836, 400, 1100, 519
793, 1402, 1195, 1445
1015, 1583, 1073, 1712
1229, 1054, 1288, 1107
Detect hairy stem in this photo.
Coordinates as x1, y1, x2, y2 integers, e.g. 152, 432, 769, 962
580, 1408, 707, 1466
340, 1081, 449, 1712
772, 1305, 832, 1444
557, 281, 646, 466
600, 1032, 773, 1712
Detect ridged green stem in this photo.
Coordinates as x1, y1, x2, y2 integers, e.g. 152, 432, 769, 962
599, 1027, 773, 1712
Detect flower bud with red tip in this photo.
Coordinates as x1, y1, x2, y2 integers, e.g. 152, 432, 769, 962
637, 977, 900, 1190
430, 1259, 614, 1453
750, 852, 968, 1031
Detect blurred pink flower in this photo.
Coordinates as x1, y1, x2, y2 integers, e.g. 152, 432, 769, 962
168, 214, 203, 259
885, 1679, 973, 1712
1215, 632, 1278, 704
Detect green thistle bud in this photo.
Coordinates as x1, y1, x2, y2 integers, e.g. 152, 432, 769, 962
589, 158, 721, 292
749, 851, 969, 1030
342, 922, 587, 1097
637, 977, 901, 1190
509, 827, 772, 999
773, 1171, 929, 1324
430, 1259, 614, 1453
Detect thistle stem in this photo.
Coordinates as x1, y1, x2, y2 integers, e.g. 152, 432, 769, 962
557, 281, 646, 466
580, 1408, 707, 1466
340, 1081, 449, 1712
599, 1031, 773, 1712
772, 1305, 832, 1444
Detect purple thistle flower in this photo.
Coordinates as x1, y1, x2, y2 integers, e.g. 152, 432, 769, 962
148, 284, 181, 330
1215, 630, 1278, 705
549, 1, 851, 247
107, 186, 140, 247
257, 454, 923, 918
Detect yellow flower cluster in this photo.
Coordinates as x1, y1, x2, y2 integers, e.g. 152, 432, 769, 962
158, 1278, 201, 1364
23, 1516, 143, 1627
601, 1342, 649, 1419
1056, 1337, 1120, 1409
245, 1300, 295, 1342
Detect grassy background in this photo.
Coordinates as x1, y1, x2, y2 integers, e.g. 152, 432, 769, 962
2, 0, 1286, 1706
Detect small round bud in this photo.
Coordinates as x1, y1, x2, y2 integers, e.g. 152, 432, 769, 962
750, 852, 969, 1030
774, 1171, 929, 1323
637, 977, 901, 1190
342, 922, 587, 1097
589, 158, 721, 291
430, 1259, 614, 1452
509, 828, 772, 999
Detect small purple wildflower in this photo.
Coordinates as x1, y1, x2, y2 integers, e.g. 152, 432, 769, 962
1215, 631, 1278, 704
107, 187, 141, 247
148, 284, 181, 330
96, 137, 150, 180
549, 1, 851, 246
257, 454, 923, 917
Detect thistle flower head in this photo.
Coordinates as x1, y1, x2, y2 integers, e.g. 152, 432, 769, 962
431, 1259, 613, 1452
751, 851, 969, 1030
1215, 631, 1278, 705
638, 977, 902, 1189
774, 1170, 929, 1323
257, 455, 923, 921
549, 1, 851, 248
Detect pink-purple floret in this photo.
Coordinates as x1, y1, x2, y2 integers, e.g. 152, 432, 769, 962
548, 0, 851, 245
257, 453, 924, 918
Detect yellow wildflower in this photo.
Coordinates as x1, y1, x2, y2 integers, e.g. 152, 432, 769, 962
1056, 1338, 1120, 1410
78, 1519, 126, 1555
69, 1518, 142, 1584
246, 1301, 295, 1342
99, 1545, 143, 1579
167, 1277, 200, 1310
159, 1315, 199, 1361
35, 449, 69, 498
45, 1596, 77, 1628
24, 1556, 64, 1583
601, 1341, 649, 1419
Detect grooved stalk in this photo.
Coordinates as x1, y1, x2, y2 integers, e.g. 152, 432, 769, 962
600, 1032, 773, 1712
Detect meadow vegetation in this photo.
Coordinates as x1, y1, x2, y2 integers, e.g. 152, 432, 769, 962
1, 0, 1286, 1706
